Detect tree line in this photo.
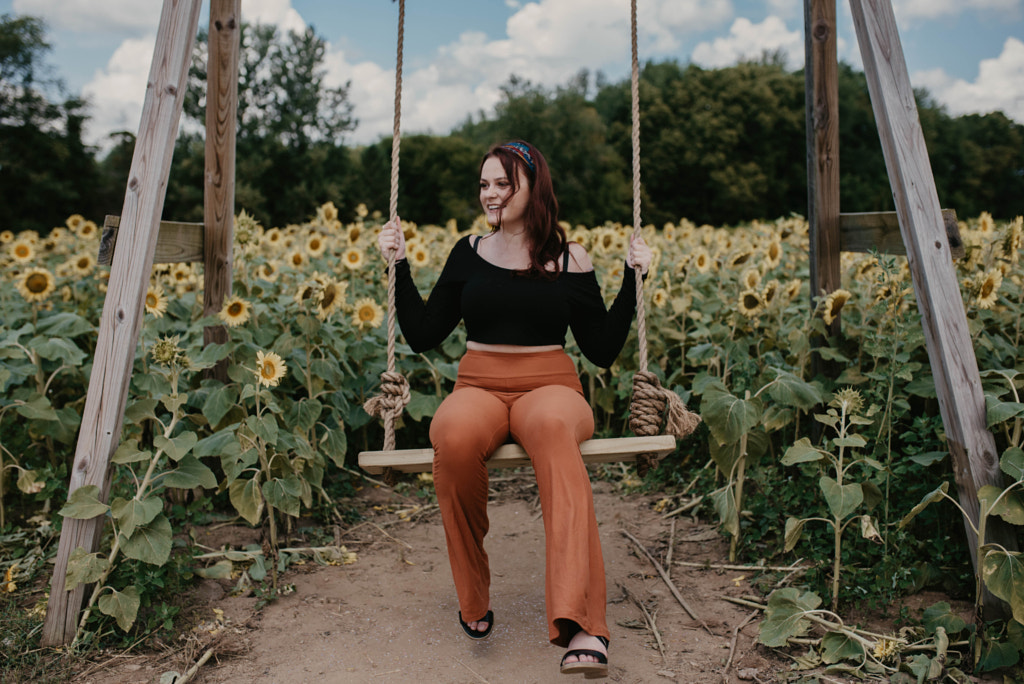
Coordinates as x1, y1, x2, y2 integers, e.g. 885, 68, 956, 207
2, 14, 1021, 235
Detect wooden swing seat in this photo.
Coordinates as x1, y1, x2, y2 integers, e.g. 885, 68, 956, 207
358, 435, 676, 474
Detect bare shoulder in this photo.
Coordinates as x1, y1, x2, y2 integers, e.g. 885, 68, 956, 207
566, 242, 594, 273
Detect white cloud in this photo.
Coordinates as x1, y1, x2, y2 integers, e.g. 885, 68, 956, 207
766, 0, 801, 20
81, 36, 155, 147
913, 37, 1024, 123
12, 0, 159, 34
691, 16, 804, 68
893, 0, 1020, 22
241, 0, 306, 34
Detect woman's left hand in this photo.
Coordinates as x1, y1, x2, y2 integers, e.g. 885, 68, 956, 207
627, 235, 652, 275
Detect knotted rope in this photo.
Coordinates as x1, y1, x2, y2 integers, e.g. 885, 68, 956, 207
363, 0, 408, 486
627, 0, 700, 476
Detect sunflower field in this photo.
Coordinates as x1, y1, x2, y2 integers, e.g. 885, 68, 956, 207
3, 204, 1024, 669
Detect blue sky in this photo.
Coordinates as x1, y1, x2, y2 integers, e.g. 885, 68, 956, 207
4, 0, 1022, 150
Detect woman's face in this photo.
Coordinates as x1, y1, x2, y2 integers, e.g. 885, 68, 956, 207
480, 156, 529, 229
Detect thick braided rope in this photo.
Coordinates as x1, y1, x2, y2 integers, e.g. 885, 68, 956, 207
627, 0, 701, 475
365, 0, 408, 484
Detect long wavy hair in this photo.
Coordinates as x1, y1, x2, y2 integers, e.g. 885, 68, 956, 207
481, 140, 567, 278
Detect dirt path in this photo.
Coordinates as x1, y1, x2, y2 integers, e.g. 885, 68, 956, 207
81, 476, 782, 684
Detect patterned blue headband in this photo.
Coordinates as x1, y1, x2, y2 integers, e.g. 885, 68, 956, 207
500, 142, 536, 173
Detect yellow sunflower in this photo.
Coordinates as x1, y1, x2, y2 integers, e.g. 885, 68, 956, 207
347, 224, 362, 245
974, 269, 1002, 309
66, 214, 85, 232
77, 220, 98, 239
1000, 215, 1023, 264
342, 246, 364, 270
663, 223, 677, 242
692, 247, 712, 274
17, 267, 56, 303
737, 289, 763, 318
219, 296, 252, 327
355, 203, 369, 219
0, 230, 13, 243
764, 239, 783, 269
316, 278, 348, 321
728, 249, 754, 269
145, 284, 168, 318
72, 252, 96, 277
740, 267, 761, 291
783, 279, 802, 301
320, 201, 339, 223
294, 281, 319, 307
257, 261, 280, 282
978, 211, 995, 234
286, 250, 306, 269
306, 233, 328, 257
762, 279, 781, 307
10, 239, 35, 263
409, 245, 431, 268
651, 288, 669, 309
263, 227, 284, 249
352, 297, 384, 329
821, 289, 852, 325
255, 350, 287, 388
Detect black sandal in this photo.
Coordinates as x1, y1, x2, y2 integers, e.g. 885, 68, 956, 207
458, 610, 494, 640
559, 634, 609, 678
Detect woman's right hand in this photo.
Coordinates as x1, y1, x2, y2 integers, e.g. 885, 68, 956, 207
377, 216, 407, 261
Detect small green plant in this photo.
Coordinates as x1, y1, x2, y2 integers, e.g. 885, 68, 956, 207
780, 387, 884, 612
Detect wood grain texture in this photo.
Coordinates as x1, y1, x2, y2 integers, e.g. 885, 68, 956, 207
98, 215, 205, 265
359, 436, 678, 474
43, 0, 203, 646
849, 0, 1015, 607
839, 209, 964, 259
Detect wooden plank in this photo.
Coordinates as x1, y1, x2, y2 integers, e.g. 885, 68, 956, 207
98, 214, 204, 265
840, 209, 964, 259
849, 0, 1016, 615
805, 0, 841, 336
359, 436, 677, 475
202, 0, 241, 380
42, 0, 203, 647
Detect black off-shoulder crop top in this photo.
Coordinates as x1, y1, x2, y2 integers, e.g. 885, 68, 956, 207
392, 235, 639, 368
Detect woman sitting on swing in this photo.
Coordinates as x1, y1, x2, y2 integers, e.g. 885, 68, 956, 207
377, 140, 651, 678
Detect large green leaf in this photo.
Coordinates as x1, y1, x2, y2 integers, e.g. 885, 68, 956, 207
407, 391, 443, 422
230, 476, 264, 526
921, 601, 967, 637
189, 342, 231, 370
195, 427, 242, 459
65, 547, 110, 592
820, 631, 864, 664
711, 487, 739, 537
35, 312, 94, 337
119, 514, 172, 566
781, 437, 826, 466
784, 517, 806, 553
899, 482, 949, 528
263, 476, 302, 517
709, 428, 768, 477
202, 384, 239, 427
154, 431, 198, 462
58, 485, 109, 520
15, 395, 57, 421
110, 496, 162, 539
758, 588, 822, 647
766, 368, 824, 410
247, 414, 279, 445
33, 337, 86, 365
1001, 447, 1024, 482
294, 398, 323, 433
982, 550, 1024, 624
820, 476, 863, 520
981, 486, 1024, 526
320, 427, 348, 468
111, 439, 152, 465
986, 395, 1024, 428
98, 585, 141, 632
977, 638, 1020, 673
700, 388, 762, 445
162, 455, 218, 490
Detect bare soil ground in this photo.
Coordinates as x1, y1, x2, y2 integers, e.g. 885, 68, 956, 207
69, 474, 968, 684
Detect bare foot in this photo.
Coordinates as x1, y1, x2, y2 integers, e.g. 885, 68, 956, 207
562, 630, 607, 664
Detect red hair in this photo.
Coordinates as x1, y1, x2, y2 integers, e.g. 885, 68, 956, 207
481, 140, 567, 278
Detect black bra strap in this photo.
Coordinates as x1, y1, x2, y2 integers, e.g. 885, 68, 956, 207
473, 235, 482, 252
563, 245, 571, 271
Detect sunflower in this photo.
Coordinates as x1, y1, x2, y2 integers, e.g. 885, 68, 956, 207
978, 211, 995, 234
77, 220, 98, 239
355, 203, 368, 219
256, 261, 280, 282
150, 335, 184, 367
974, 268, 1002, 309
263, 227, 284, 249
306, 233, 327, 257
170, 263, 194, 284
219, 296, 252, 327
692, 247, 712, 273
663, 223, 677, 242
342, 246, 364, 270
145, 284, 168, 318
651, 288, 669, 309
66, 214, 85, 232
0, 230, 13, 243
72, 252, 96, 277
830, 387, 865, 415
320, 201, 339, 223
761, 279, 781, 307
737, 289, 763, 318
352, 297, 385, 329
9, 239, 35, 263
728, 249, 754, 269
764, 239, 783, 269
821, 289, 852, 325
294, 281, 319, 307
783, 279, 802, 301
285, 250, 305, 269
347, 224, 362, 245
255, 350, 287, 388
740, 267, 761, 291
1000, 215, 1023, 264
409, 245, 431, 268
316, 278, 347, 321
17, 267, 56, 303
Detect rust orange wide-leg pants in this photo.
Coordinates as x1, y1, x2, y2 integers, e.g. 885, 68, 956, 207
429, 349, 609, 647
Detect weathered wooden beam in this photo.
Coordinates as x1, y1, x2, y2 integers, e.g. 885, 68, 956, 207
42, 0, 203, 647
202, 0, 241, 381
98, 214, 204, 265
840, 209, 964, 259
359, 436, 678, 475
849, 0, 1015, 616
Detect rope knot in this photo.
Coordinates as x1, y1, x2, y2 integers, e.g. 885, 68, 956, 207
629, 370, 702, 476
363, 371, 411, 423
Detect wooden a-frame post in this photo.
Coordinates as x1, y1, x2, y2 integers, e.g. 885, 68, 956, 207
804, 0, 1015, 614
42, 0, 241, 645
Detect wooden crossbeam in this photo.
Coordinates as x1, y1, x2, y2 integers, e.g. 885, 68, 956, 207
359, 435, 677, 475
98, 214, 205, 265
840, 209, 963, 259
